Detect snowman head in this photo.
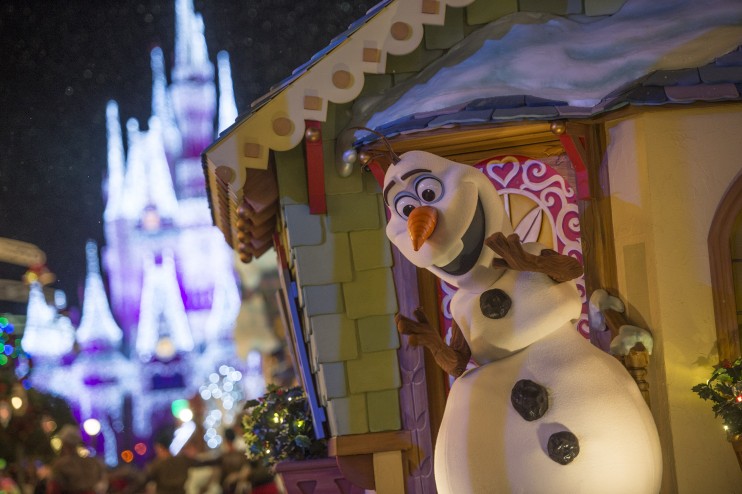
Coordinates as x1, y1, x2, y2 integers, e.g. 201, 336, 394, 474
383, 150, 513, 289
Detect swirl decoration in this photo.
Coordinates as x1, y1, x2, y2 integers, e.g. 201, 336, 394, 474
438, 155, 589, 348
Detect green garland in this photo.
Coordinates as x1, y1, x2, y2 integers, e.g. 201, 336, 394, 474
242, 385, 327, 466
692, 357, 742, 438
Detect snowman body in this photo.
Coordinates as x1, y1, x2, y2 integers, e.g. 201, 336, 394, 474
435, 245, 662, 493
379, 150, 662, 493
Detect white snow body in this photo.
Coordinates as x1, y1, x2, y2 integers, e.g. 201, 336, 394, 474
382, 150, 662, 493
436, 259, 663, 493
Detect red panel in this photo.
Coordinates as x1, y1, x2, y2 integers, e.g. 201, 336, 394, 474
274, 233, 289, 270
304, 120, 327, 214
367, 159, 386, 188
559, 133, 591, 200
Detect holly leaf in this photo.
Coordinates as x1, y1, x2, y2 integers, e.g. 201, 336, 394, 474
295, 435, 312, 447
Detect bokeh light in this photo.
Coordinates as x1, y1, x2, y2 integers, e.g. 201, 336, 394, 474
50, 437, 62, 452
178, 408, 194, 422
10, 396, 23, 410
171, 399, 189, 418
83, 418, 101, 436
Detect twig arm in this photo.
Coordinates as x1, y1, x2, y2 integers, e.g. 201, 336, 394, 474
396, 308, 471, 377
486, 232, 583, 282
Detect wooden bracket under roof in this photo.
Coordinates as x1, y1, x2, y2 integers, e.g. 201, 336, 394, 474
235, 161, 279, 263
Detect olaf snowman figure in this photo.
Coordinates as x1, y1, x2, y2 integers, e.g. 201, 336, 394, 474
377, 144, 662, 493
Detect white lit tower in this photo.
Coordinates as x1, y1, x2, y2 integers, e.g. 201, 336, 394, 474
95, 0, 243, 443
102, 0, 240, 344
76, 240, 124, 351
70, 241, 138, 467
170, 0, 216, 199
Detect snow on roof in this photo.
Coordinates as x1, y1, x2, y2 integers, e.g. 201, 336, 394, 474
365, 0, 742, 129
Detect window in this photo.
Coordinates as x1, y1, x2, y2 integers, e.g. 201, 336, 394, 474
709, 171, 742, 361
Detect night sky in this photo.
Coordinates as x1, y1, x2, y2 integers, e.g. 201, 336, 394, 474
0, 0, 370, 311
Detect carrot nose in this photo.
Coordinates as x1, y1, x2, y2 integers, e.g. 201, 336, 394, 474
408, 206, 438, 251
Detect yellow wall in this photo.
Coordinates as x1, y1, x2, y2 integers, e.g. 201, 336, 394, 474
605, 104, 742, 493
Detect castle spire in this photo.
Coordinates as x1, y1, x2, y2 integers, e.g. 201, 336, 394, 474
173, 0, 213, 82
76, 240, 123, 348
103, 101, 125, 221
119, 117, 179, 224
150, 47, 182, 160
136, 251, 193, 361
119, 118, 146, 221
217, 51, 238, 135
144, 117, 179, 220
21, 283, 75, 359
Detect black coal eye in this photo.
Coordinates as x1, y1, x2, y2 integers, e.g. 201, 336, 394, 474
394, 195, 421, 219
416, 177, 443, 204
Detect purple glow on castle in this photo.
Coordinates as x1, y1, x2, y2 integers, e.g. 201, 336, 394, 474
23, 0, 249, 465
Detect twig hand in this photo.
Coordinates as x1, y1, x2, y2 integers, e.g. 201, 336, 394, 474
395, 307, 439, 348
485, 232, 583, 282
396, 308, 472, 377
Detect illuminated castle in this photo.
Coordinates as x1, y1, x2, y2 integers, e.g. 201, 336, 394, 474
23, 0, 246, 464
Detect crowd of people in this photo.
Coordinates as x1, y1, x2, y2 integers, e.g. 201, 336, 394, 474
0, 425, 279, 494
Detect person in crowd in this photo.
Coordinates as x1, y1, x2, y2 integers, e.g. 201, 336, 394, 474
107, 463, 145, 494
46, 424, 106, 494
219, 428, 250, 494
143, 429, 219, 494
33, 461, 52, 494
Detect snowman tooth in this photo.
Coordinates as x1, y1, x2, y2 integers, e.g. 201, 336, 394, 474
407, 205, 438, 251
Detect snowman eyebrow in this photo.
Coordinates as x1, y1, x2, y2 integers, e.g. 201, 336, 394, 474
383, 168, 431, 205
401, 168, 430, 180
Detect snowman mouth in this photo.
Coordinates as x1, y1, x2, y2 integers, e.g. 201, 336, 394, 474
437, 198, 485, 276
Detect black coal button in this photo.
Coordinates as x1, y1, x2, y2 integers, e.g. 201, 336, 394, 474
511, 379, 549, 421
547, 431, 580, 465
479, 289, 511, 319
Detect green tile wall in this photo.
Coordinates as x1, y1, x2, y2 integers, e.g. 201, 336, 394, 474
326, 394, 369, 436
363, 169, 382, 194
284, 204, 324, 247
326, 192, 380, 233
465, 0, 518, 25
356, 74, 394, 99
346, 349, 401, 394
322, 101, 354, 140
349, 228, 393, 271
584, 0, 626, 16
317, 362, 348, 404
367, 389, 402, 432
309, 313, 359, 363
323, 139, 365, 196
275, 145, 308, 205
518, 0, 569, 14
293, 233, 353, 286
385, 43, 444, 74
302, 283, 346, 316
357, 314, 400, 352
424, 7, 465, 50
342, 267, 398, 319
